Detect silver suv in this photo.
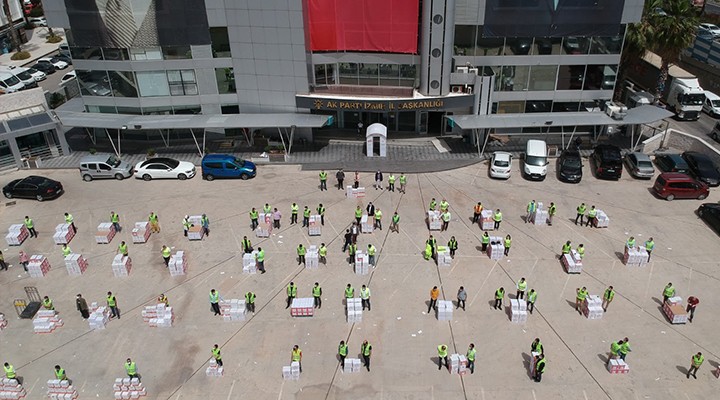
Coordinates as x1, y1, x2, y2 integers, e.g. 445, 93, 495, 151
79, 154, 134, 181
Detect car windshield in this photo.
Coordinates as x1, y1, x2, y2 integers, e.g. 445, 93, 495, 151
494, 159, 510, 167
712, 100, 720, 107
161, 159, 179, 169
679, 93, 705, 106
601, 150, 621, 161
106, 155, 122, 167
15, 71, 32, 80
526, 156, 546, 167
637, 161, 653, 168
233, 157, 246, 167
563, 158, 582, 169
2, 75, 20, 86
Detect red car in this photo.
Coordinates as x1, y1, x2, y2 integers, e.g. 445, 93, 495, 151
23, 3, 33, 15
652, 173, 709, 201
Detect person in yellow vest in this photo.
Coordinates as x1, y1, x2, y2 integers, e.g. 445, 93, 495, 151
124, 358, 139, 381
360, 285, 371, 311
312, 282, 322, 308
255, 247, 265, 274
361, 340, 372, 371
525, 200, 537, 224
317, 203, 326, 226
398, 173, 407, 193
575, 203, 586, 225
472, 202, 483, 224
503, 235, 512, 256
440, 199, 449, 212
345, 284, 355, 300
348, 243, 357, 266
158, 293, 169, 306
437, 345, 449, 370
4, 362, 16, 379
527, 289, 537, 314
687, 352, 704, 379
388, 174, 396, 192
619, 337, 631, 360
575, 287, 588, 314
493, 209, 503, 230
374, 208, 383, 230
297, 244, 306, 266
291, 345, 302, 373
290, 203, 299, 225
319, 243, 327, 265
24, 215, 37, 238
448, 236, 458, 258
390, 212, 400, 233
62, 244, 72, 257
286, 282, 297, 309
148, 212, 160, 233
212, 344, 223, 366
577, 244, 585, 259
494, 287, 505, 310
209, 289, 221, 316
64, 212, 76, 233
441, 211, 451, 231
263, 203, 272, 214
338, 341, 348, 367
516, 277, 527, 300
426, 235, 437, 258
245, 291, 256, 313
319, 170, 328, 191
645, 237, 655, 261
54, 365, 66, 381
110, 211, 121, 233
585, 205, 597, 227
161, 245, 171, 267
429, 198, 437, 211
242, 236, 253, 254
548, 202, 557, 226
626, 236, 636, 249
302, 206, 311, 227
107, 291, 120, 319
663, 282, 675, 304
602, 286, 614, 312
424, 241, 433, 260
355, 206, 363, 225
117, 241, 128, 257
533, 354, 546, 382
42, 296, 54, 310
466, 343, 476, 374
481, 232, 490, 252
561, 240, 572, 255
367, 244, 376, 267
249, 208, 259, 230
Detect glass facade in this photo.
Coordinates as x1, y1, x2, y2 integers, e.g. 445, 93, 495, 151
320, 63, 416, 87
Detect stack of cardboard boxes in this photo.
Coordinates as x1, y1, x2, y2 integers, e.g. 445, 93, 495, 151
436, 300, 453, 321
95, 223, 116, 244
290, 298, 314, 317
449, 354, 468, 375
28, 255, 51, 278
595, 210, 610, 228
64, 254, 88, 276
354, 251, 369, 275
663, 296, 688, 324
131, 222, 151, 243
255, 213, 272, 238
346, 298, 362, 323
219, 299, 246, 322
0, 313, 7, 331
53, 223, 74, 245
282, 362, 301, 380
343, 358, 361, 373
142, 303, 174, 327
607, 359, 630, 374
487, 237, 504, 260
5, 224, 28, 246
582, 295, 604, 320
480, 209, 494, 230
205, 359, 223, 377
112, 378, 146, 399
46, 379, 78, 399
88, 303, 110, 330
561, 250, 583, 274
168, 251, 187, 276
346, 186, 366, 198
360, 215, 374, 233
427, 210, 441, 231
32, 310, 63, 333
510, 299, 528, 323
436, 246, 451, 267
111, 255, 132, 277
308, 215, 321, 236
306, 246, 319, 269
187, 215, 204, 240
0, 378, 26, 399
242, 251, 258, 274
532, 202, 548, 226
623, 246, 649, 267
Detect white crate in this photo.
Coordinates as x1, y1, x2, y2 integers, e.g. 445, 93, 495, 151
562, 253, 582, 273
436, 300, 453, 321
595, 210, 609, 228
219, 299, 246, 322
53, 223, 74, 245
346, 298, 363, 323
354, 251, 369, 275
131, 222, 151, 243
480, 209, 495, 230
111, 255, 132, 277
5, 224, 28, 246
532, 210, 548, 226
308, 215, 322, 236
360, 215, 374, 233
290, 298, 314, 317
428, 210, 441, 231
205, 360, 224, 377
88, 306, 110, 330
437, 248, 452, 267
343, 358, 362, 373
306, 249, 319, 269
168, 251, 187, 276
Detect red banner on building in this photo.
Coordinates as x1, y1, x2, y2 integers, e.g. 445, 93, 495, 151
307, 0, 419, 54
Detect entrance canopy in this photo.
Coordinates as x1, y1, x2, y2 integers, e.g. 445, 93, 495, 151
448, 106, 673, 130
366, 123, 387, 138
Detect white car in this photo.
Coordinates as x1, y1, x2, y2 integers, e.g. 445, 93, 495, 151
61, 70, 76, 83
26, 67, 46, 81
37, 57, 67, 70
134, 157, 196, 181
699, 23, 720, 37
28, 17, 47, 27
490, 151, 512, 179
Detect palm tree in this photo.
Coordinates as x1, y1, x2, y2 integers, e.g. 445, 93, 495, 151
2, 0, 22, 52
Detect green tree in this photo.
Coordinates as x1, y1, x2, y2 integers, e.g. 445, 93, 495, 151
2, 0, 22, 52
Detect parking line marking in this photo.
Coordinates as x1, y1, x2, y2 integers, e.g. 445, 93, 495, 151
469, 262, 497, 307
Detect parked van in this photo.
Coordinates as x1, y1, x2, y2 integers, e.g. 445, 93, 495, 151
0, 66, 37, 88
201, 154, 257, 181
523, 139, 548, 180
79, 154, 134, 181
652, 172, 709, 201
0, 71, 25, 93
703, 91, 720, 117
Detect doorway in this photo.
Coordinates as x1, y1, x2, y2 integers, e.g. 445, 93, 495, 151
428, 112, 444, 134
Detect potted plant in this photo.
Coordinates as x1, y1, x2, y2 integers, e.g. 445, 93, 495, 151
146, 148, 156, 159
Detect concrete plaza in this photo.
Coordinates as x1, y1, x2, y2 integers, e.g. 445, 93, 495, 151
0, 161, 718, 400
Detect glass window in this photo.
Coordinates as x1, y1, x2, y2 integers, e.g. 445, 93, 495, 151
590, 34, 623, 54
108, 71, 138, 97
210, 27, 231, 58
398, 111, 415, 131
399, 64, 416, 87
552, 101, 580, 112
71, 47, 102, 60
454, 25, 476, 56
163, 46, 192, 60
130, 47, 162, 60
77, 70, 112, 97
326, 64, 336, 85
582, 64, 617, 90
216, 67, 236, 94
142, 106, 173, 115
557, 65, 586, 90
477, 31, 504, 56
167, 70, 197, 96
497, 101, 524, 114
528, 65, 557, 91
173, 105, 201, 114
525, 101, 552, 113
116, 107, 142, 115
498, 65, 529, 91
562, 37, 590, 55
534, 38, 561, 55
505, 38, 534, 55
358, 63, 378, 85
102, 48, 129, 60
314, 64, 327, 85
379, 64, 400, 86
136, 71, 170, 97
222, 105, 240, 114
339, 63, 358, 85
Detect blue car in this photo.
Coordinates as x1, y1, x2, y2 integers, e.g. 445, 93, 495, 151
201, 154, 256, 181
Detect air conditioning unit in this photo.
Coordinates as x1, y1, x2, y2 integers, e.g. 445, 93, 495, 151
456, 66, 469, 73
464, 86, 473, 94
451, 85, 463, 93
468, 68, 479, 75
604, 101, 628, 120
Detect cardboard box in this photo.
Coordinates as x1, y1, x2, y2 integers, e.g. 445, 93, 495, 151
95, 223, 116, 244
436, 300, 453, 321
28, 255, 51, 278
131, 222, 151, 243
53, 223, 75, 245
427, 210, 441, 231
290, 298, 314, 317
5, 224, 28, 246
111, 255, 132, 277
308, 215, 321, 236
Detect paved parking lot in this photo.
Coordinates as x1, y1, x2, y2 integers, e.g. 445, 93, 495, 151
0, 160, 719, 400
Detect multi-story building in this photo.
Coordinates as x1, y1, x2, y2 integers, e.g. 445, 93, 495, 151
43, 0, 645, 146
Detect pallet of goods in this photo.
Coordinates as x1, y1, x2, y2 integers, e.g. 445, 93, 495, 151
345, 186, 366, 198
5, 224, 28, 246
449, 354, 468, 375
607, 359, 630, 374
623, 246, 649, 267
306, 246, 319, 269
360, 215, 374, 233
436, 246, 451, 267
532, 202, 548, 226
343, 358, 361, 373
242, 251, 257, 274
595, 210, 610, 228
290, 298, 314, 317
206, 359, 223, 377
53, 223, 75, 245
33, 310, 63, 334
346, 298, 362, 323
142, 303, 174, 327
487, 236, 504, 260
220, 299, 246, 322
112, 378, 146, 399
354, 251, 369, 275
436, 300, 453, 321
582, 295, 604, 320
255, 213, 272, 238
510, 299, 528, 323
46, 379, 78, 399
282, 362, 300, 380
480, 209, 494, 230
112, 255, 132, 277
0, 313, 7, 330
0, 378, 27, 400
308, 215, 321, 236
562, 252, 582, 274
64, 254, 88, 276
168, 251, 187, 276
131, 222, 151, 243
28, 255, 51, 278
95, 223, 116, 244
663, 296, 688, 324
427, 210, 441, 231
88, 302, 110, 330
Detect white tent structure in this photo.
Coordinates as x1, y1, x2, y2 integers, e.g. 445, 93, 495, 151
366, 123, 387, 157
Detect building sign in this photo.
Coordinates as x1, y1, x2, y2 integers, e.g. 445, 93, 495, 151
296, 95, 474, 111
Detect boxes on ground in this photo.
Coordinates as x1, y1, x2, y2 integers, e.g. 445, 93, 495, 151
64, 253, 88, 276
206, 359, 224, 377
427, 210, 441, 231
28, 255, 50, 278
582, 295, 604, 320
5, 224, 28, 246
112, 377, 147, 398
531, 202, 548, 226
0, 378, 27, 400
480, 209, 494, 230
306, 246, 319, 269
142, 303, 174, 327
282, 361, 301, 380
111, 254, 132, 277
510, 299, 528, 323
343, 358, 362, 373
308, 215, 321, 236
346, 297, 362, 323
487, 236, 504, 260
361, 215, 374, 233
354, 251, 369, 275
47, 379, 78, 399
0, 313, 7, 330
255, 213, 272, 237
53, 223, 74, 245
88, 304, 110, 330
595, 210, 609, 228
220, 299, 246, 322
623, 246, 649, 267
663, 296, 688, 324
168, 251, 187, 276
436, 300, 453, 321
607, 358, 630, 374
449, 354, 468, 375
562, 253, 582, 274
33, 309, 63, 333
95, 223, 116, 244
131, 222, 151, 243
436, 247, 451, 267
242, 251, 257, 274
346, 185, 366, 198
291, 298, 314, 317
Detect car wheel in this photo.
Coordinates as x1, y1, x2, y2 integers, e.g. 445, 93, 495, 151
698, 193, 708, 200
83, 174, 93, 182
4, 192, 11, 199
36, 194, 44, 202
666, 194, 675, 201
115, 173, 125, 180
142, 174, 152, 181
205, 174, 214, 181
178, 174, 187, 180
240, 173, 249, 180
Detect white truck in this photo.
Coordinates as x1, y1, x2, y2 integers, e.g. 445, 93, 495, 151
626, 51, 705, 120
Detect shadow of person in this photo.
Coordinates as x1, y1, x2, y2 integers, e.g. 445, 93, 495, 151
676, 365, 688, 375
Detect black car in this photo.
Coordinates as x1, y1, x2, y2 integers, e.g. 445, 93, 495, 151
52, 55, 72, 66
682, 151, 720, 187
30, 62, 56, 74
557, 150, 583, 183
697, 203, 720, 235
3, 176, 63, 201
590, 144, 622, 180
509, 38, 532, 55
654, 153, 690, 174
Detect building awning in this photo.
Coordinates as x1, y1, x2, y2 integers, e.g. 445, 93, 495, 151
54, 110, 331, 130
448, 106, 673, 130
